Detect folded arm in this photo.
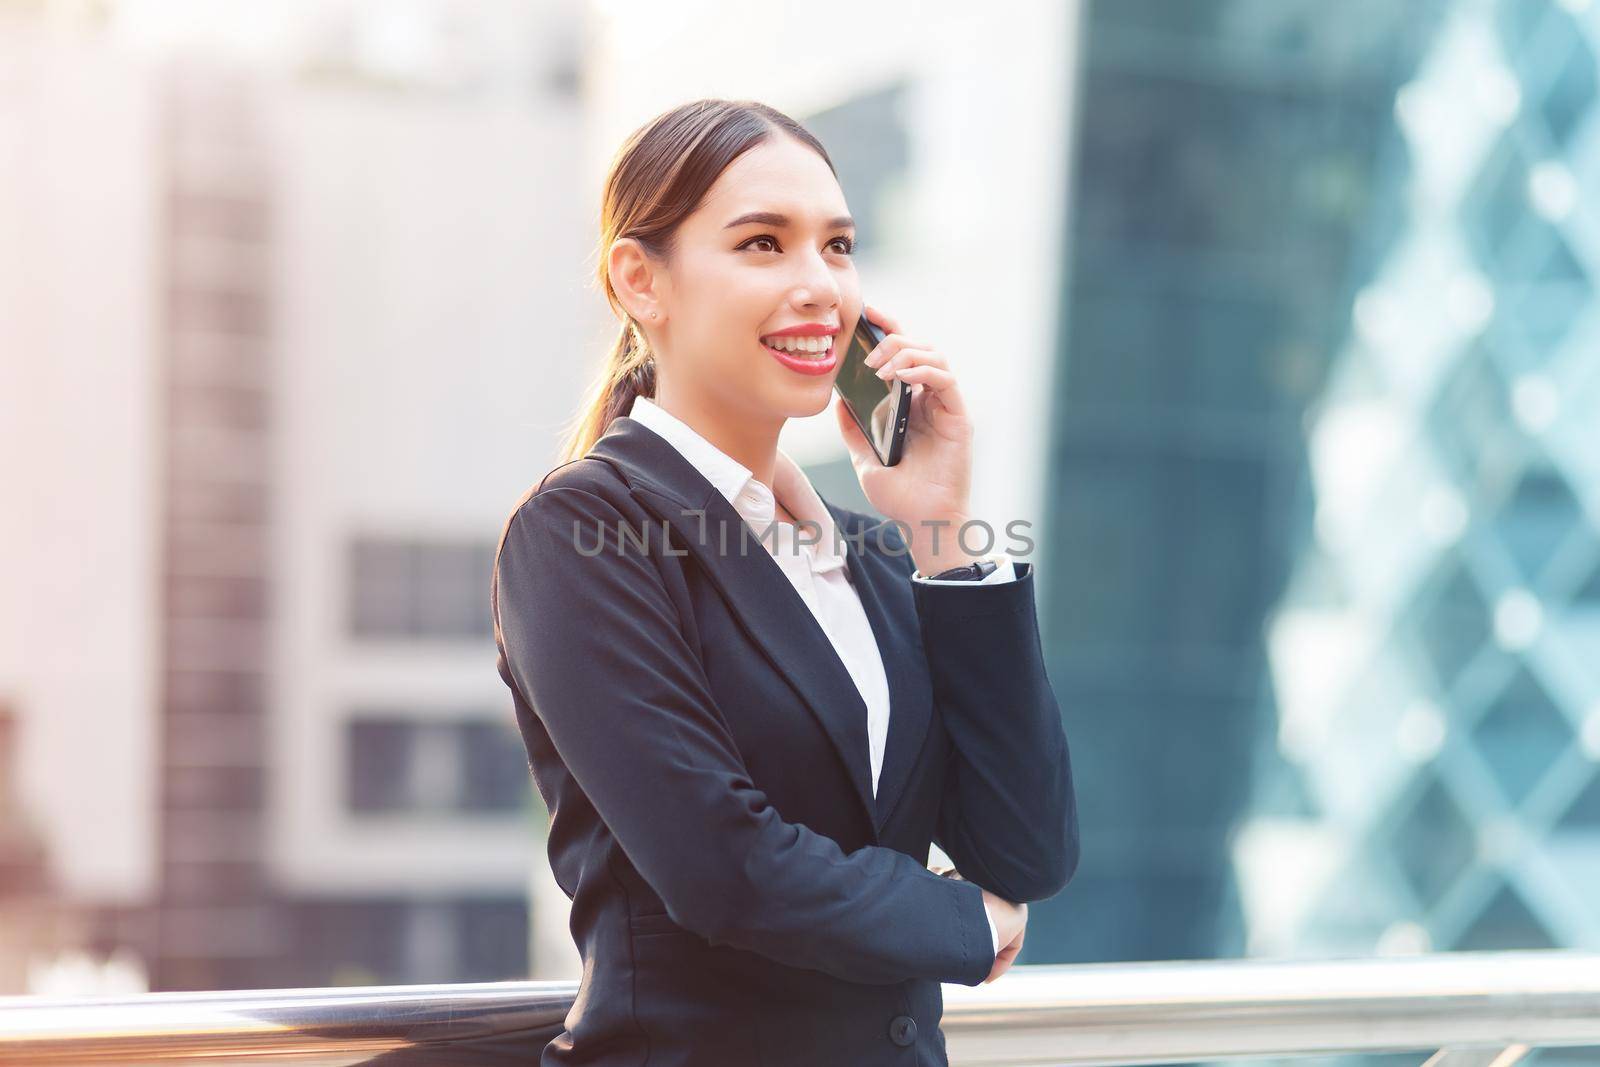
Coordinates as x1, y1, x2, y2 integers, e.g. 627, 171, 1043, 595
918, 563, 1080, 904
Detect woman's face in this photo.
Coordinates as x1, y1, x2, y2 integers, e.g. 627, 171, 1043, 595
639, 134, 861, 424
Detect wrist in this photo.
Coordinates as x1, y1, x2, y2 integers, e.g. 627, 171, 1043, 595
906, 512, 982, 577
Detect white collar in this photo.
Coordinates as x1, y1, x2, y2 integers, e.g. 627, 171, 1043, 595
627, 395, 845, 572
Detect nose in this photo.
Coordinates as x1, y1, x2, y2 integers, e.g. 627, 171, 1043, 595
789, 246, 841, 311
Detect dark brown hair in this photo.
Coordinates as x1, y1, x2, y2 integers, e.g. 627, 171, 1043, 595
556, 98, 837, 465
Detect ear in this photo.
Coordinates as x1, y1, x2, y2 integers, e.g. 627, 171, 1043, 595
608, 237, 666, 322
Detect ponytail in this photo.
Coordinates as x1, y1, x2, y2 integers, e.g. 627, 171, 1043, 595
556, 315, 657, 467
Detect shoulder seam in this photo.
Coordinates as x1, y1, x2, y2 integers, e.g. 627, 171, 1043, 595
544, 454, 630, 495
514, 485, 681, 589
520, 483, 627, 519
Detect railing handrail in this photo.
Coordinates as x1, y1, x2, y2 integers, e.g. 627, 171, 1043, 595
2, 949, 1598, 1065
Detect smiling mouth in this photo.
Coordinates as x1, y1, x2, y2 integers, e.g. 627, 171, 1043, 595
760, 336, 836, 359
760, 335, 839, 375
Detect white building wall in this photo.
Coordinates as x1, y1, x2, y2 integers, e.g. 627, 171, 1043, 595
266, 80, 598, 896
0, 28, 161, 904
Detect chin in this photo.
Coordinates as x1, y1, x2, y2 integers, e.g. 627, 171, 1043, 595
779, 378, 837, 419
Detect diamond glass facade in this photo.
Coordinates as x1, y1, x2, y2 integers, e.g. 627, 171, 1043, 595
1042, 0, 1600, 1029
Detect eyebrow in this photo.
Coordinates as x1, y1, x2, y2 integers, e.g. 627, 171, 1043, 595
723, 211, 855, 231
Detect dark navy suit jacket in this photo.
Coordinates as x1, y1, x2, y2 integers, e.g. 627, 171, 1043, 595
490, 414, 1079, 1066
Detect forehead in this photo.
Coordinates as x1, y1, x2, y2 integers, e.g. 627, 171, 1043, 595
691, 137, 848, 227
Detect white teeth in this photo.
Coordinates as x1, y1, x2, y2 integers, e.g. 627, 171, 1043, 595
763, 335, 834, 356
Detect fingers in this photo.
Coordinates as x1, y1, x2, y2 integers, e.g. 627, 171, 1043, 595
888, 361, 967, 419
984, 951, 1016, 984
862, 303, 902, 336
870, 343, 940, 377
863, 334, 936, 370
853, 311, 971, 424
983, 903, 1027, 983
985, 924, 1024, 983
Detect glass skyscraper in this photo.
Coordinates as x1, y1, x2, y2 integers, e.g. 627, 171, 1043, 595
1041, 0, 1600, 1012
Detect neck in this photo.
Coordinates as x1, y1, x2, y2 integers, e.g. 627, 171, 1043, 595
648, 385, 783, 492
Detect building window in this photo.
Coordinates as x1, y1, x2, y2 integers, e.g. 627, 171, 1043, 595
460, 719, 531, 812
348, 535, 494, 641
289, 896, 528, 985
346, 713, 528, 814
348, 719, 415, 812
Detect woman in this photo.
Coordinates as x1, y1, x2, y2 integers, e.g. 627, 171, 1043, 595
491, 98, 1078, 1067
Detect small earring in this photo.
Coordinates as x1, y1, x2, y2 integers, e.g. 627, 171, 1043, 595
649, 311, 658, 319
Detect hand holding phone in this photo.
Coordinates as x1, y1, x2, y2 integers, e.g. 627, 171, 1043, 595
833, 306, 912, 466
832, 304, 978, 565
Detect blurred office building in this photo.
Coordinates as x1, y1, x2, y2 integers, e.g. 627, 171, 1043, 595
0, 0, 594, 991
1256, 0, 1600, 957
1052, 0, 1600, 986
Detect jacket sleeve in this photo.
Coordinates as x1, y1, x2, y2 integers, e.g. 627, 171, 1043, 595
493, 485, 996, 987
919, 563, 1080, 903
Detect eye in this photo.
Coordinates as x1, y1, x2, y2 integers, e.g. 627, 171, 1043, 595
738, 234, 780, 253
736, 234, 856, 255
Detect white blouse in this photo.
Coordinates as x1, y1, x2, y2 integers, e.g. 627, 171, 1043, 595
625, 395, 1013, 954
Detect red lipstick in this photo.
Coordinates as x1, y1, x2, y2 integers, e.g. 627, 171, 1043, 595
759, 324, 840, 376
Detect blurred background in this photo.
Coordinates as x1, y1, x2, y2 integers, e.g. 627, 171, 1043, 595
3, 0, 1599, 1051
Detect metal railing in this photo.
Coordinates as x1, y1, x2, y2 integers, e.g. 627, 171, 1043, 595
1, 950, 1598, 1065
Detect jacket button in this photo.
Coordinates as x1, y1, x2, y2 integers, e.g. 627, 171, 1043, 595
888, 1014, 917, 1046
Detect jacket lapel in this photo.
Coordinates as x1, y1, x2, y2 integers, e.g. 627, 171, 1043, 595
587, 417, 881, 837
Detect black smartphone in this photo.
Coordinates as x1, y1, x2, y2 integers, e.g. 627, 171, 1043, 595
834, 311, 911, 466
